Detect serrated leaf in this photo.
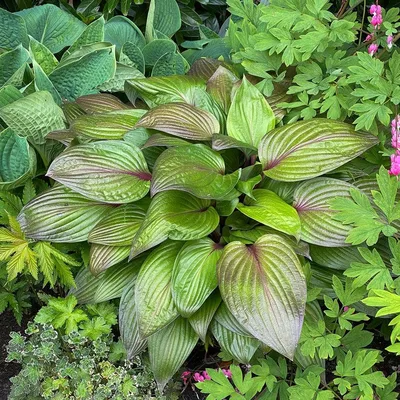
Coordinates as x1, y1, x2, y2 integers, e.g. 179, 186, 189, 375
217, 234, 307, 359
259, 119, 378, 182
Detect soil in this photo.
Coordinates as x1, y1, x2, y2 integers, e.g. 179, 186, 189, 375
0, 311, 29, 400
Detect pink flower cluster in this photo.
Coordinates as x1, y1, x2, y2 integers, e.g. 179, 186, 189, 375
390, 116, 400, 176
181, 368, 232, 384
370, 4, 383, 28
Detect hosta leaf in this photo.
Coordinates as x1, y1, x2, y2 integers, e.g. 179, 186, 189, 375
142, 133, 190, 149
136, 103, 220, 140
120, 42, 145, 73
89, 244, 130, 275
148, 317, 198, 391
32, 60, 62, 106
69, 266, 103, 304
237, 189, 301, 239
0, 9, 28, 49
119, 281, 147, 359
211, 320, 260, 364
49, 43, 116, 101
172, 238, 223, 317
217, 234, 307, 359
259, 119, 378, 182
17, 4, 85, 53
47, 140, 151, 203
212, 134, 257, 153
214, 302, 251, 337
146, 0, 181, 41
310, 245, 364, 271
105, 16, 146, 53
18, 186, 113, 242
292, 178, 353, 247
76, 93, 130, 113
188, 58, 225, 80
130, 191, 219, 257
0, 129, 36, 190
142, 39, 176, 67
29, 37, 58, 75
0, 85, 23, 109
151, 144, 240, 200
227, 77, 275, 147
152, 52, 188, 77
0, 45, 30, 88
71, 109, 146, 140
136, 241, 182, 337
98, 63, 144, 93
0, 91, 65, 144
89, 200, 150, 246
188, 291, 221, 342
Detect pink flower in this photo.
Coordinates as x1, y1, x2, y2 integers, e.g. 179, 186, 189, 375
368, 43, 379, 56
343, 306, 349, 312
371, 13, 383, 27
222, 369, 232, 378
370, 4, 381, 15
365, 33, 374, 42
202, 371, 211, 380
389, 153, 400, 176
193, 372, 205, 382
387, 35, 394, 49
181, 371, 191, 385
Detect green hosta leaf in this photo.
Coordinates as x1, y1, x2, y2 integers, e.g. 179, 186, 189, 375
0, 45, 30, 88
47, 141, 151, 204
119, 282, 147, 359
136, 103, 219, 140
32, 61, 62, 106
227, 77, 275, 147
142, 39, 177, 67
49, 43, 116, 101
146, 0, 181, 41
310, 245, 364, 271
0, 85, 23, 109
237, 189, 301, 239
0, 129, 36, 190
131, 191, 219, 257
211, 320, 260, 364
71, 109, 146, 140
214, 301, 252, 337
29, 37, 58, 75
69, 266, 102, 304
151, 144, 240, 200
76, 93, 130, 113
89, 200, 149, 246
98, 63, 144, 93
142, 133, 190, 149
105, 16, 145, 53
212, 134, 257, 153
217, 234, 307, 359
149, 317, 198, 391
152, 52, 188, 77
292, 178, 353, 247
89, 244, 130, 275
259, 119, 378, 182
172, 238, 223, 318
0, 9, 28, 49
136, 241, 182, 337
188, 291, 221, 342
120, 42, 145, 73
0, 91, 65, 144
17, 4, 85, 53
18, 186, 113, 243
188, 58, 224, 80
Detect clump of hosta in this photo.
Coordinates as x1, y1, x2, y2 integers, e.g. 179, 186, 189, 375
17, 66, 378, 389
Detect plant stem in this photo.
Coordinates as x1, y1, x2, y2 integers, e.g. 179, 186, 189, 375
358, 0, 367, 46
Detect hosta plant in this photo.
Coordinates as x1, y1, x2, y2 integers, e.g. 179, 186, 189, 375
17, 72, 379, 389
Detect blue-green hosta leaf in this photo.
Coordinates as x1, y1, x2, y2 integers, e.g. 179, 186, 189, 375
146, 0, 181, 41
188, 291, 221, 342
172, 238, 223, 317
259, 119, 378, 182
142, 39, 177, 67
76, 93, 130, 113
49, 43, 116, 101
71, 109, 146, 140
120, 42, 145, 73
152, 52, 188, 77
119, 281, 147, 359
98, 63, 144, 93
217, 234, 307, 360
130, 191, 219, 257
227, 77, 275, 147
16, 4, 86, 53
309, 245, 364, 271
32, 61, 62, 106
18, 186, 113, 242
47, 141, 151, 204
149, 317, 198, 391
29, 37, 58, 75
0, 91, 65, 144
151, 144, 240, 200
89, 244, 130, 275
211, 320, 260, 364
105, 16, 146, 53
0, 129, 36, 190
292, 178, 353, 247
89, 200, 150, 246
0, 85, 23, 109
237, 189, 301, 239
0, 9, 28, 49
136, 241, 182, 337
136, 103, 220, 140
0, 45, 30, 88
214, 302, 252, 337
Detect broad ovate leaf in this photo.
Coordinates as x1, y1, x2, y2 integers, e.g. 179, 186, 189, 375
151, 144, 240, 200
130, 191, 219, 257
149, 317, 198, 391
217, 234, 307, 359
214, 302, 251, 337
0, 45, 30, 88
89, 244, 130, 275
69, 266, 102, 305
76, 93, 130, 113
259, 119, 378, 182
237, 189, 301, 239
18, 186, 113, 242
309, 245, 364, 271
172, 238, 223, 317
47, 141, 151, 204
146, 0, 181, 41
292, 177, 354, 247
227, 77, 275, 147
29, 37, 58, 75
135, 241, 182, 337
0, 9, 28, 49
136, 103, 219, 140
